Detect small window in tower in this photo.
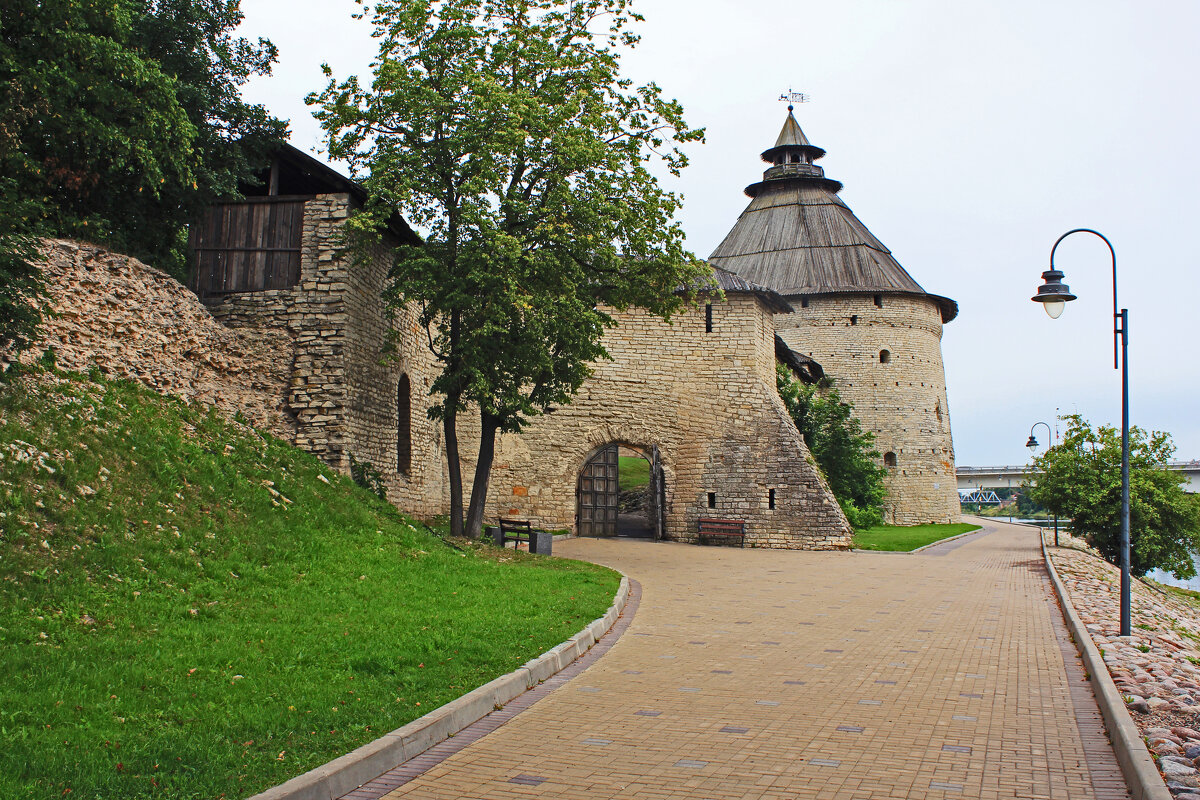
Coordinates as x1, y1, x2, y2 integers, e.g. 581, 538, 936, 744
850, 315, 858, 325
884, 452, 897, 468
768, 488, 776, 510
800, 297, 810, 308
789, 153, 800, 163
705, 303, 713, 333
707, 492, 716, 509
873, 295, 883, 308
880, 349, 891, 364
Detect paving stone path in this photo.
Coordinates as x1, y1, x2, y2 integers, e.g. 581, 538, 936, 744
354, 518, 1128, 799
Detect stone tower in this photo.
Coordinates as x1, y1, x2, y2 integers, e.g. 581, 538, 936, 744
708, 109, 961, 525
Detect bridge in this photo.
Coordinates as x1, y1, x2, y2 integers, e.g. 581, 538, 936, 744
956, 460, 1200, 492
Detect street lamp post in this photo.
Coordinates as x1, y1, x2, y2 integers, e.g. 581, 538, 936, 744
1025, 421, 1058, 547
1031, 228, 1131, 637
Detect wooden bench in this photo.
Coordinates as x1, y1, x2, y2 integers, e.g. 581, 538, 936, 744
496, 518, 553, 555
697, 517, 746, 547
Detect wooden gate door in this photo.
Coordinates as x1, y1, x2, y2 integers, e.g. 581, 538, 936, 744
577, 444, 619, 537
650, 445, 665, 540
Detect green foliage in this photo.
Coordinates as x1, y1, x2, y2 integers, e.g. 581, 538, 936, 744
0, 369, 618, 799
0, 232, 48, 357
853, 523, 981, 552
618, 455, 650, 491
1029, 414, 1200, 578
349, 453, 388, 499
0, 0, 284, 279
312, 0, 710, 537
776, 365, 888, 529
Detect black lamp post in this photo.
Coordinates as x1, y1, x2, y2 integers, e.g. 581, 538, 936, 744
1026, 421, 1058, 547
1031, 228, 1131, 637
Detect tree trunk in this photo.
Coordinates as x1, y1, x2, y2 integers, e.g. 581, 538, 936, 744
443, 388, 464, 539
464, 412, 499, 540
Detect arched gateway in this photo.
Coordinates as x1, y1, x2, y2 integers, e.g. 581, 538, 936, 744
576, 443, 664, 539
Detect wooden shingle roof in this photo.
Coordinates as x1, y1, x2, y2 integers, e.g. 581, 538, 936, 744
709, 114, 957, 323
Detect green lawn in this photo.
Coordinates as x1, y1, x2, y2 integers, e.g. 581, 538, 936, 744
853, 522, 982, 552
0, 369, 619, 800
618, 455, 649, 491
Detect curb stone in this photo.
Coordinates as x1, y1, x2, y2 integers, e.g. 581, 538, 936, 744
1041, 531, 1172, 800
245, 575, 631, 800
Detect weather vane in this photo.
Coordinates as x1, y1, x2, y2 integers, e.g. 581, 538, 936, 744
779, 89, 810, 111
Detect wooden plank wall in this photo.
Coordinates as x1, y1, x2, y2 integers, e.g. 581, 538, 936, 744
190, 198, 305, 299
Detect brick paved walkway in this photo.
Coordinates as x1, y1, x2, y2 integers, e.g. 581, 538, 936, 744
356, 519, 1128, 799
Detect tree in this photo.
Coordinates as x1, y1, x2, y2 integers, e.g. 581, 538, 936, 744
0, 0, 284, 280
312, 0, 710, 539
776, 365, 888, 529
1029, 414, 1200, 579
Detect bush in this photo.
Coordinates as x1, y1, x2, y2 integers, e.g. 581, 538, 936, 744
777, 365, 887, 529
1029, 414, 1200, 578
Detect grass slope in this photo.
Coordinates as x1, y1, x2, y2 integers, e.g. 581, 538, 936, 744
617, 455, 649, 492
0, 369, 619, 800
853, 523, 982, 552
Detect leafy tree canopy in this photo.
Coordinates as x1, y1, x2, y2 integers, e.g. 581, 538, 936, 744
0, 0, 284, 282
1029, 414, 1200, 579
312, 0, 710, 538
777, 365, 888, 529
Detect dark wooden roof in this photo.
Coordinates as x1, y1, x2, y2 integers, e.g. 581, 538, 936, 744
775, 335, 824, 384
242, 143, 420, 245
704, 266, 793, 314
761, 110, 825, 163
709, 115, 957, 323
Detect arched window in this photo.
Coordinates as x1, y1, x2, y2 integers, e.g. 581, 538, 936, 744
879, 349, 891, 364
884, 451, 897, 468
397, 374, 411, 474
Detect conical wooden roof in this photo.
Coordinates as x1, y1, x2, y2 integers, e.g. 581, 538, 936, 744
709, 112, 957, 323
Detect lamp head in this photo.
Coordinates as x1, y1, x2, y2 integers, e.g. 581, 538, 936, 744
1032, 268, 1077, 318
1026, 435, 1038, 451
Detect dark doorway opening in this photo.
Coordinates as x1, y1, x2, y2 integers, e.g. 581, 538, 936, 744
577, 443, 665, 539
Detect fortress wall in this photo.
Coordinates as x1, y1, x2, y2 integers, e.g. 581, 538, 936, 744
335, 205, 451, 518
775, 293, 961, 525
16, 239, 295, 439
203, 195, 452, 517
486, 295, 852, 549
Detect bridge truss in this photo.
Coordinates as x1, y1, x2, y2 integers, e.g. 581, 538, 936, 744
958, 488, 1001, 504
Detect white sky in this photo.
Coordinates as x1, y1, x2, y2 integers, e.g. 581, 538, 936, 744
237, 0, 1200, 467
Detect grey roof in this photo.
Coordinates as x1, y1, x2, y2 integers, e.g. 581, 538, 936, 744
709, 114, 957, 323
774, 113, 813, 149
761, 110, 825, 163
707, 266, 793, 314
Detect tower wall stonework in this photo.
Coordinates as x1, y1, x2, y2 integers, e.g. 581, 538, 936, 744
774, 293, 961, 525
484, 296, 852, 549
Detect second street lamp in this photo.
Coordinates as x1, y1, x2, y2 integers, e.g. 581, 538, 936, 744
1025, 421, 1058, 547
1031, 227, 1131, 637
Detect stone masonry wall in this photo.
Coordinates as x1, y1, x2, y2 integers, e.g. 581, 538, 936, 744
774, 293, 961, 525
10, 239, 294, 438
204, 194, 451, 517
485, 295, 852, 549
339, 216, 453, 518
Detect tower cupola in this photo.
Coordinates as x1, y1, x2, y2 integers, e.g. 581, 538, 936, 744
746, 107, 842, 197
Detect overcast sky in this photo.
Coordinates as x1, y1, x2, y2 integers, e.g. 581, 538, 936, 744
237, 0, 1200, 468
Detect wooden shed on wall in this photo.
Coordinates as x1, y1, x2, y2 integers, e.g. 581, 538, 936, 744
188, 143, 418, 301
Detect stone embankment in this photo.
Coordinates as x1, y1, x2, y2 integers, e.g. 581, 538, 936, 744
3, 239, 294, 439
1047, 533, 1200, 798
